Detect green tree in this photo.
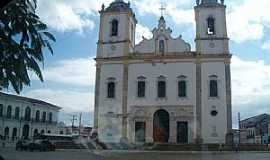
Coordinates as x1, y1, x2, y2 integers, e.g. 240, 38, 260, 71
0, 0, 55, 94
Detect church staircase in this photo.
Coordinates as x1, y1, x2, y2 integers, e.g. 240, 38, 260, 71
54, 141, 87, 149
148, 143, 270, 151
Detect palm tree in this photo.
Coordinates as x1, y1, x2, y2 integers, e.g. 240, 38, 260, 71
0, 0, 56, 94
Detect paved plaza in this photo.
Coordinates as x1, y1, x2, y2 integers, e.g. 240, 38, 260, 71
1, 148, 270, 160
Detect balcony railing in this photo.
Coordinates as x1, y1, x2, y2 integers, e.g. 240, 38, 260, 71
0, 116, 57, 124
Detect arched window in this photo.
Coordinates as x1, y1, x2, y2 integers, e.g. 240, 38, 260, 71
41, 130, 45, 135
42, 111, 46, 122
22, 125, 30, 139
209, 75, 218, 97
157, 76, 166, 98
137, 76, 146, 98
15, 107, 20, 120
111, 19, 118, 36
0, 104, 3, 117
24, 107, 31, 121
7, 105, 12, 119
4, 127, 9, 140
36, 110, 40, 122
107, 78, 116, 98
131, 24, 134, 42
207, 17, 215, 35
12, 128, 17, 140
47, 130, 51, 134
34, 129, 38, 137
178, 76, 187, 98
159, 40, 165, 54
49, 112, 53, 123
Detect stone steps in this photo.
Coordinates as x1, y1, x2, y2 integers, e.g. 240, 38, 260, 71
54, 141, 86, 149
149, 144, 270, 151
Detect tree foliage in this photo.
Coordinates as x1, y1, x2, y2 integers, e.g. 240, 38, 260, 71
0, 0, 55, 94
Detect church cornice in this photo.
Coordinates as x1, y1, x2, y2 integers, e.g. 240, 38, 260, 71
195, 4, 226, 9
97, 39, 131, 45
95, 53, 232, 62
195, 37, 229, 41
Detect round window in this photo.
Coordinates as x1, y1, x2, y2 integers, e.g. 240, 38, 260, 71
211, 110, 218, 116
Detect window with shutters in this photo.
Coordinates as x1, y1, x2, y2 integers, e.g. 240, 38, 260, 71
24, 107, 31, 121
157, 76, 166, 98
107, 78, 116, 98
159, 40, 165, 53
209, 75, 218, 97
137, 76, 146, 98
7, 105, 12, 119
0, 104, 3, 117
111, 19, 118, 36
178, 76, 187, 97
15, 107, 20, 120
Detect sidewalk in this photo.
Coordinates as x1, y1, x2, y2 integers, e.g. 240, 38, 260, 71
92, 149, 270, 156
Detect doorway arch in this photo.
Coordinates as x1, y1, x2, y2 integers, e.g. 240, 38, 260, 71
153, 109, 170, 143
22, 125, 30, 140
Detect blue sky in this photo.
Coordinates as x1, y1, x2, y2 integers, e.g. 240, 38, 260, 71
6, 0, 270, 128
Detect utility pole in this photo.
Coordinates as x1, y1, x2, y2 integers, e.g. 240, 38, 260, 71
238, 112, 241, 144
71, 115, 77, 135
79, 113, 82, 136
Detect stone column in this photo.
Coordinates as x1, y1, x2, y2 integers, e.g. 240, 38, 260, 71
146, 117, 153, 143
225, 59, 233, 144
94, 63, 101, 129
195, 58, 203, 143
169, 118, 176, 143
121, 59, 129, 142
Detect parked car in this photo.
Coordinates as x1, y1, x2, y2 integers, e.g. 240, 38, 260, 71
28, 140, 56, 152
16, 140, 30, 151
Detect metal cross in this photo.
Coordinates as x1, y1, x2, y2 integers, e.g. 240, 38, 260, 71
159, 3, 166, 17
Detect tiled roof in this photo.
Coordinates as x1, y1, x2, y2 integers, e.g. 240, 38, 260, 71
0, 92, 61, 110
241, 114, 270, 123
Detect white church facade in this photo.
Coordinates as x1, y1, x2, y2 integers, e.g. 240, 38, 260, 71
94, 0, 232, 144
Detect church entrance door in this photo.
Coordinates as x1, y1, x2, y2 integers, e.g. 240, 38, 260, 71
135, 122, 146, 143
153, 109, 169, 143
177, 121, 188, 143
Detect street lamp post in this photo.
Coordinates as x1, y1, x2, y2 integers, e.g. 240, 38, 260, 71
238, 112, 241, 144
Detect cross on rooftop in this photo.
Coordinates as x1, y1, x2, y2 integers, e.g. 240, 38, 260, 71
159, 3, 166, 17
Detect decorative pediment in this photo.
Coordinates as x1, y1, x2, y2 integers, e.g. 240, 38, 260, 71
135, 16, 191, 55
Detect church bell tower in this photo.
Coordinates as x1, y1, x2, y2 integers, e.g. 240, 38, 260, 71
195, 0, 229, 54
97, 0, 137, 58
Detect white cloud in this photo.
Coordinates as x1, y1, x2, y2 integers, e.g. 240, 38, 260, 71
36, 0, 270, 43
32, 58, 96, 86
262, 41, 270, 51
135, 24, 152, 44
37, 1, 91, 32
24, 89, 94, 112
231, 56, 270, 98
132, 0, 270, 43
37, 0, 114, 32
133, 0, 194, 26
227, 0, 270, 43
231, 56, 270, 123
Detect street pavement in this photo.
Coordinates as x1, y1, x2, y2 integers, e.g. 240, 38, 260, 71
1, 148, 270, 160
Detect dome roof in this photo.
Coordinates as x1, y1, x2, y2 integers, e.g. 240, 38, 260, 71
197, 0, 224, 6
104, 0, 132, 13
202, 0, 218, 4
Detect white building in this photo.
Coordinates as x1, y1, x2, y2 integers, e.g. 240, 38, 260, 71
0, 92, 61, 143
94, 0, 232, 144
